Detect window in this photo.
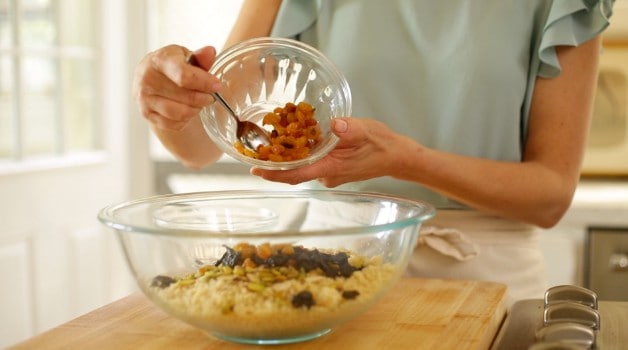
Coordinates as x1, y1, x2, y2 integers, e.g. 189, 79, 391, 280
146, 0, 242, 53
146, 0, 243, 161
0, 0, 101, 164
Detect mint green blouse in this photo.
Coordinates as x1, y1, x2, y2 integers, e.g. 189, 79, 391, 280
270, 0, 614, 208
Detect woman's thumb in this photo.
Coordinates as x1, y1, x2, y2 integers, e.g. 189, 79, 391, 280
332, 118, 349, 134
331, 117, 363, 146
191, 46, 217, 70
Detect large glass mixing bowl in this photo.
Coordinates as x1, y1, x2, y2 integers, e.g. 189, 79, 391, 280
98, 190, 434, 345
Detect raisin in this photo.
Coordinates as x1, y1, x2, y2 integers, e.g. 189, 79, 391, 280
266, 253, 289, 267
342, 290, 360, 300
215, 243, 361, 279
215, 245, 241, 267
292, 290, 315, 309
151, 275, 176, 289
235, 101, 320, 162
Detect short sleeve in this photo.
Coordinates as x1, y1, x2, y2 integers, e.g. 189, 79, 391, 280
538, 0, 614, 78
270, 0, 320, 38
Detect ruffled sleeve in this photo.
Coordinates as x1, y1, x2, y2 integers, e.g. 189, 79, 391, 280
270, 0, 320, 38
538, 0, 614, 78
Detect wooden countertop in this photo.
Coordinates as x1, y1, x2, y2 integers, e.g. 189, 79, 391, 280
10, 278, 507, 350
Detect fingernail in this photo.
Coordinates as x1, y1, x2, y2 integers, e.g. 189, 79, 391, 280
193, 46, 216, 56
333, 118, 348, 133
211, 81, 222, 91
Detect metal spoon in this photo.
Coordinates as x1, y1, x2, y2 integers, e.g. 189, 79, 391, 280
186, 53, 271, 151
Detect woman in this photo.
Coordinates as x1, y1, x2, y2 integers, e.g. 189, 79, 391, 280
133, 0, 615, 305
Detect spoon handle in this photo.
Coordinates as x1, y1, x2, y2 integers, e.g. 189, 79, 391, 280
211, 92, 238, 119
185, 53, 239, 120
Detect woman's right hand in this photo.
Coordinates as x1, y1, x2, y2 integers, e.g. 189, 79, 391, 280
132, 45, 223, 131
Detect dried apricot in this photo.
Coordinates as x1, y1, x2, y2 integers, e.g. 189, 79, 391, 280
234, 101, 321, 162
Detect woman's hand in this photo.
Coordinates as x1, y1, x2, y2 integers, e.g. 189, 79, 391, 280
133, 45, 221, 131
251, 118, 420, 187
130, 0, 282, 170
252, 37, 601, 229
132, 45, 225, 169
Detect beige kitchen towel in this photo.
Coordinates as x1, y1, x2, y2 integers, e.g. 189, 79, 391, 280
418, 226, 479, 261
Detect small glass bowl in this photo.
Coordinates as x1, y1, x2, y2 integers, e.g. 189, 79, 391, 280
200, 37, 352, 170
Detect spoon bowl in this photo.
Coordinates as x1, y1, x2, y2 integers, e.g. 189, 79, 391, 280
210, 91, 270, 151
187, 54, 271, 152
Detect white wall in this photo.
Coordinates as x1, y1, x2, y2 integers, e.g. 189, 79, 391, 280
0, 0, 145, 347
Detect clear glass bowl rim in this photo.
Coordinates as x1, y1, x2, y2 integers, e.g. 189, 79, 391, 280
98, 190, 435, 239
203, 36, 353, 170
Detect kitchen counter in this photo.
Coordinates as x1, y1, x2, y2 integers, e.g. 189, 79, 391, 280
9, 278, 507, 350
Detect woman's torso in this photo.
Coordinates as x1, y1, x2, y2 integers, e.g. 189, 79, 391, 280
270, 0, 612, 206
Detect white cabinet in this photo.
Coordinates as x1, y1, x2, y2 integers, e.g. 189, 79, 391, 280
0, 227, 135, 348
0, 0, 142, 346
0, 238, 33, 345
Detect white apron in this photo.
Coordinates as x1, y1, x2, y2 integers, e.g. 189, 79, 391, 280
407, 209, 548, 307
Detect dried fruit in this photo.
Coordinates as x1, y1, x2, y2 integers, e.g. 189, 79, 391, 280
292, 290, 315, 309
234, 101, 321, 161
153, 243, 370, 309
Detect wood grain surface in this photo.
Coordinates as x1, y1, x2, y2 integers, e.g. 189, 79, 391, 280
10, 278, 507, 350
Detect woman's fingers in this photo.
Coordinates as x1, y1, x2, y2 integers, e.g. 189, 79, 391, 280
133, 45, 221, 131
149, 45, 220, 92
250, 117, 404, 187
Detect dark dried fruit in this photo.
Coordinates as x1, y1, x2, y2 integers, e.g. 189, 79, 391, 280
342, 290, 360, 300
214, 243, 361, 278
292, 290, 315, 309
151, 275, 176, 288
215, 245, 241, 267
290, 247, 359, 278
266, 253, 289, 267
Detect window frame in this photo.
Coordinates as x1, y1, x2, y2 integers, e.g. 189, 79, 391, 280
0, 0, 104, 173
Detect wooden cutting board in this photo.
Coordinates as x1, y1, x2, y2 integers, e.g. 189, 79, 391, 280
10, 278, 507, 350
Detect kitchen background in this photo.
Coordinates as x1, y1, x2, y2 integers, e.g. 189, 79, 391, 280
1, 0, 627, 347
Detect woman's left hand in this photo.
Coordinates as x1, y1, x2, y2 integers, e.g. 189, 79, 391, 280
250, 117, 417, 187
